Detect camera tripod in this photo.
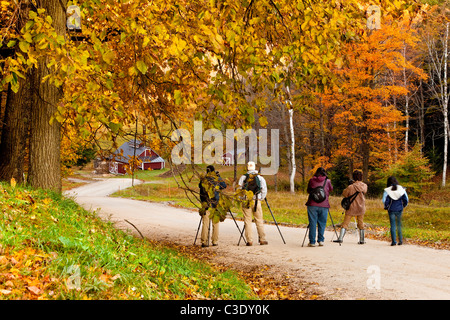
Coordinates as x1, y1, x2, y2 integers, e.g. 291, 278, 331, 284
329, 213, 363, 244
237, 197, 286, 245
194, 208, 247, 246
302, 208, 340, 247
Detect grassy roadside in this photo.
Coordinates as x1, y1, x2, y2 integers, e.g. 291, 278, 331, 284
0, 181, 257, 300
111, 165, 450, 249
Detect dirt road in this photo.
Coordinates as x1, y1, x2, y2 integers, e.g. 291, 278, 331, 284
65, 178, 450, 300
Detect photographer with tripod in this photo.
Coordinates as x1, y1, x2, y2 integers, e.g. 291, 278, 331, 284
334, 170, 368, 244
305, 167, 334, 247
198, 165, 227, 247
238, 161, 268, 246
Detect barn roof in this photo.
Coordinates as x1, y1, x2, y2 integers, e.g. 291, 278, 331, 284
112, 140, 164, 163
223, 147, 257, 156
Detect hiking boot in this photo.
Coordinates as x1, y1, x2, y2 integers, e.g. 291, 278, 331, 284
318, 242, 324, 246
333, 228, 346, 243
201, 244, 209, 248
259, 240, 268, 245
246, 242, 253, 246
358, 229, 366, 244
307, 243, 316, 247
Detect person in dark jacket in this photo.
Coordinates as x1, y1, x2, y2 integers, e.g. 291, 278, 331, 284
199, 165, 227, 247
305, 167, 333, 247
382, 176, 408, 246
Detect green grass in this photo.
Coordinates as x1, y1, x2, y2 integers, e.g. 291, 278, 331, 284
0, 181, 257, 300
113, 167, 204, 209
112, 165, 450, 246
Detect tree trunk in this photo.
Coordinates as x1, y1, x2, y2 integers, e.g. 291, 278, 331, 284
0, 79, 31, 183
416, 79, 425, 153
441, 22, 449, 187
0, 2, 32, 184
27, 0, 66, 192
28, 62, 62, 192
319, 98, 325, 155
288, 108, 296, 193
233, 135, 237, 184
284, 86, 296, 194
360, 111, 370, 183
403, 45, 410, 152
279, 101, 291, 184
347, 128, 354, 177
361, 137, 370, 183
424, 17, 449, 187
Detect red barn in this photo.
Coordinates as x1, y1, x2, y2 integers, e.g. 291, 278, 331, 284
108, 140, 165, 175
222, 147, 257, 165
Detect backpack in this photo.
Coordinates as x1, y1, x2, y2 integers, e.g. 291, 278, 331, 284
199, 173, 227, 210
309, 178, 327, 203
243, 173, 261, 196
341, 191, 359, 210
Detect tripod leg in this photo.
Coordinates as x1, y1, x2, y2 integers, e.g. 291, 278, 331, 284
207, 217, 211, 247
229, 211, 247, 245
238, 225, 246, 246
328, 209, 341, 246
302, 225, 309, 247
265, 198, 286, 244
194, 215, 202, 245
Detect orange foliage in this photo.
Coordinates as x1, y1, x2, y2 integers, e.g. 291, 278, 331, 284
315, 16, 426, 173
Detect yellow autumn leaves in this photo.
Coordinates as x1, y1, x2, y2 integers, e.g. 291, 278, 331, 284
0, 246, 58, 299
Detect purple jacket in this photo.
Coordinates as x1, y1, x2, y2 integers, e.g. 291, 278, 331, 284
305, 175, 333, 208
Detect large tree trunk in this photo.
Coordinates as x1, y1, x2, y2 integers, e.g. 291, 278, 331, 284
0, 80, 31, 183
27, 0, 66, 192
28, 64, 62, 192
0, 2, 32, 184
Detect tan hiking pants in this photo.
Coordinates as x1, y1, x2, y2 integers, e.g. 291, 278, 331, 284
201, 212, 219, 245
341, 214, 365, 230
242, 200, 266, 243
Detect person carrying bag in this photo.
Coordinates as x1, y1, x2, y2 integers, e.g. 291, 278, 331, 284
305, 167, 333, 247
334, 170, 368, 244
199, 165, 227, 247
238, 161, 268, 246
382, 176, 408, 246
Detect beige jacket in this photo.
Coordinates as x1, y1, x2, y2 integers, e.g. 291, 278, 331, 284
342, 181, 368, 216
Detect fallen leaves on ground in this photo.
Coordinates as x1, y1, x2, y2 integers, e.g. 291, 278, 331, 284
162, 241, 326, 300
0, 247, 59, 300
